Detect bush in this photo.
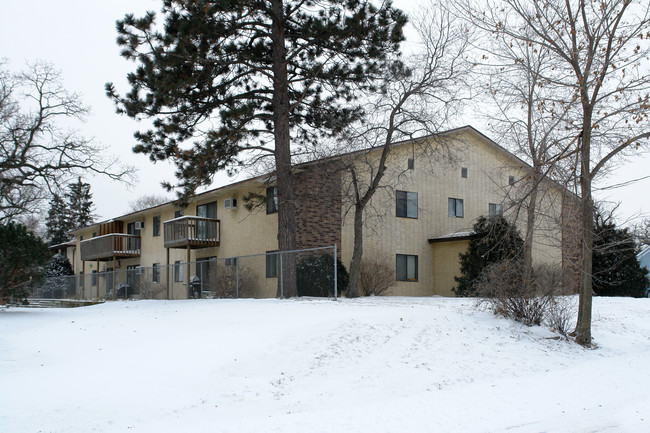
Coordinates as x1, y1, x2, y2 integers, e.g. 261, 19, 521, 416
297, 254, 349, 297
545, 296, 576, 337
45, 254, 74, 277
212, 265, 254, 298
475, 259, 566, 327
359, 258, 395, 296
454, 215, 524, 297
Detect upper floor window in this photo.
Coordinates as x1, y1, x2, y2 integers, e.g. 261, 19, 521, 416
174, 209, 184, 218
396, 190, 418, 219
461, 167, 468, 178
448, 198, 464, 218
197, 201, 217, 219
153, 215, 161, 237
407, 158, 414, 170
509, 175, 515, 186
266, 186, 278, 214
489, 203, 503, 216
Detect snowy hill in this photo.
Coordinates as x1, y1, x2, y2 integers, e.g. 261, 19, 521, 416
1, 297, 649, 432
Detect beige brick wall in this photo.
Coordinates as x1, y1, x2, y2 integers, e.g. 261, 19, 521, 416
339, 129, 565, 296
72, 128, 567, 299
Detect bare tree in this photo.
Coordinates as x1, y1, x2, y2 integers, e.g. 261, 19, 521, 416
0, 60, 134, 222
456, 0, 650, 346
128, 194, 169, 212
469, 15, 576, 289
336, 6, 470, 297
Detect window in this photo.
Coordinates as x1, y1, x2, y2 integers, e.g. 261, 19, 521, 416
127, 221, 140, 236
509, 175, 515, 186
153, 215, 161, 237
448, 198, 464, 218
489, 203, 503, 216
175, 209, 184, 218
396, 191, 418, 218
152, 263, 160, 283
91, 270, 97, 286
461, 167, 468, 178
225, 257, 238, 267
407, 158, 414, 170
266, 186, 278, 214
266, 251, 278, 278
396, 254, 418, 281
92, 232, 97, 238
197, 201, 217, 219
174, 260, 183, 282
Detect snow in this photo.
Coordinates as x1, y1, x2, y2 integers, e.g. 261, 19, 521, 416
1, 296, 649, 432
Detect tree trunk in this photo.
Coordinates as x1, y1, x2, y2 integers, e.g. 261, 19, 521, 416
522, 179, 538, 288
346, 204, 364, 297
271, 0, 297, 298
575, 125, 593, 346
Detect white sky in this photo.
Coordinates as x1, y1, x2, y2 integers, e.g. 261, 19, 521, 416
1, 0, 649, 225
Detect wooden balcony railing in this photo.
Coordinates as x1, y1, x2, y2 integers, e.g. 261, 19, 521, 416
80, 234, 141, 261
164, 216, 220, 249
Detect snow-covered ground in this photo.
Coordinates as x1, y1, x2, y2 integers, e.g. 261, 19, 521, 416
1, 296, 649, 432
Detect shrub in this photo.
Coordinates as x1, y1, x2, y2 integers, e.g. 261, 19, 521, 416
545, 296, 576, 337
475, 259, 564, 327
297, 254, 349, 297
454, 215, 524, 297
359, 258, 395, 296
212, 265, 254, 298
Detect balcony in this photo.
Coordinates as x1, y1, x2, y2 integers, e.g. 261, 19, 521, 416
80, 234, 141, 262
164, 216, 220, 249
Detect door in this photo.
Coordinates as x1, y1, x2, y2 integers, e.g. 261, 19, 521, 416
196, 202, 217, 239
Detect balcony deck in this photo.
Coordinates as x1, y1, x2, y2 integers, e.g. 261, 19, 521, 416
80, 234, 141, 262
164, 216, 220, 249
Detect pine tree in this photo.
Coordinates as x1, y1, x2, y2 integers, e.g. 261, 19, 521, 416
0, 222, 50, 303
454, 215, 524, 297
106, 0, 406, 297
593, 213, 649, 298
45, 193, 70, 245
66, 177, 94, 230
46, 254, 74, 277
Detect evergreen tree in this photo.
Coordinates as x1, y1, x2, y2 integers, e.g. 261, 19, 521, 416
66, 177, 94, 230
454, 215, 524, 297
45, 193, 70, 245
0, 222, 50, 303
46, 254, 74, 277
106, 0, 406, 297
593, 213, 649, 298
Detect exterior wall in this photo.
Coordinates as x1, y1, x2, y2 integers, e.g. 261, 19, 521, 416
294, 162, 342, 254
561, 192, 582, 294
430, 240, 469, 297
71, 127, 568, 299
74, 180, 282, 299
339, 129, 566, 296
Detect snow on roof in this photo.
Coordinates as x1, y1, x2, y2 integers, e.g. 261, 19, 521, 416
428, 231, 475, 243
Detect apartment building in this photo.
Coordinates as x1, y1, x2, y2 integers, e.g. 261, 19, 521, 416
69, 126, 578, 299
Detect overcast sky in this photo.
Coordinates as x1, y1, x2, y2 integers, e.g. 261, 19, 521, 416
1, 1, 649, 225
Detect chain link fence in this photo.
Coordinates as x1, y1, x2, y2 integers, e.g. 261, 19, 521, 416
31, 245, 342, 300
